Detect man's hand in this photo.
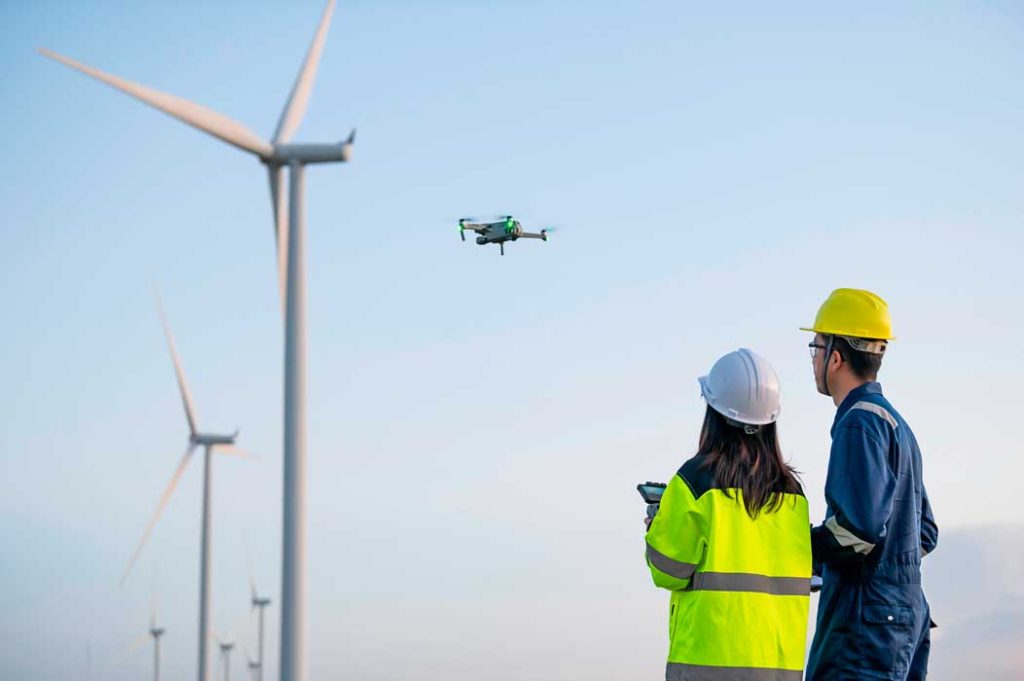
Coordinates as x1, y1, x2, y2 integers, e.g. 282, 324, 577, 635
644, 516, 653, 530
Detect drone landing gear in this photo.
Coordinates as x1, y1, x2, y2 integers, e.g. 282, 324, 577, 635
500, 242, 505, 256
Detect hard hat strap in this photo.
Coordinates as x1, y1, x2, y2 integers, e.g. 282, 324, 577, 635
822, 334, 835, 397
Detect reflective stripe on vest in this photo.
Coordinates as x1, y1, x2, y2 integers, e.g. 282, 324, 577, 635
667, 662, 803, 681
647, 542, 697, 581
689, 572, 811, 596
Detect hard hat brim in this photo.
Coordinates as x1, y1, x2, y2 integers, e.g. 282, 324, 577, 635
799, 325, 895, 341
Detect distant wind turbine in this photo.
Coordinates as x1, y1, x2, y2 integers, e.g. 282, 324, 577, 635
244, 646, 262, 681
247, 543, 272, 681
120, 591, 167, 681
149, 599, 166, 681
118, 293, 249, 681
216, 635, 236, 681
41, 4, 353, 678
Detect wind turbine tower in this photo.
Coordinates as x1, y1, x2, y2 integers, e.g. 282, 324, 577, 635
41, 4, 353, 678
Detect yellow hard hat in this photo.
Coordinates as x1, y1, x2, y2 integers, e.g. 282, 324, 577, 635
800, 288, 895, 340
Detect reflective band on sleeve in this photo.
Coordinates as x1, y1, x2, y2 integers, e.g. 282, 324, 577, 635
667, 662, 803, 681
646, 543, 697, 580
851, 401, 898, 429
689, 572, 811, 596
825, 516, 875, 555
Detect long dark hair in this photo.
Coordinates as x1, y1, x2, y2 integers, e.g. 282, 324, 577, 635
697, 405, 802, 518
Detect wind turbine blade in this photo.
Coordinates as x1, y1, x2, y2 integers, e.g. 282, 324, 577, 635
245, 536, 258, 606
227, 609, 250, 644
118, 630, 150, 664
38, 48, 273, 158
120, 444, 196, 586
213, 444, 259, 460
154, 290, 199, 435
272, 0, 336, 144
150, 565, 160, 628
267, 165, 289, 313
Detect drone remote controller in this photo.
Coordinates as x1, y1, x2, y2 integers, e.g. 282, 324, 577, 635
637, 481, 667, 521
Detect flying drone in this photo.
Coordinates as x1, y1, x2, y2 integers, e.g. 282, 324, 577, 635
458, 216, 550, 255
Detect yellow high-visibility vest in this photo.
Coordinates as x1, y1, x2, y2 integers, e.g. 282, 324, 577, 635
645, 456, 811, 681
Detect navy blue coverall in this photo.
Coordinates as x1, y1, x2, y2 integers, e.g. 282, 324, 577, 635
806, 382, 938, 680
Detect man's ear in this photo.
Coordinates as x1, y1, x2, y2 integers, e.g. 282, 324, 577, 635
830, 349, 843, 371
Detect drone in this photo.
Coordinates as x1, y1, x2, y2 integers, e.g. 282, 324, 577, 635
459, 216, 550, 255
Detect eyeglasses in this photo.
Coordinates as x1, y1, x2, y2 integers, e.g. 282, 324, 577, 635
808, 342, 826, 359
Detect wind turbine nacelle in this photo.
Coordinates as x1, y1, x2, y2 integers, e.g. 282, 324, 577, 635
271, 142, 352, 164
193, 432, 238, 446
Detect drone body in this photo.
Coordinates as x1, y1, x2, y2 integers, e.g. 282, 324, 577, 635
459, 216, 548, 255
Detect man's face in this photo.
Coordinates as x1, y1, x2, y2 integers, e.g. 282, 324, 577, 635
810, 333, 829, 395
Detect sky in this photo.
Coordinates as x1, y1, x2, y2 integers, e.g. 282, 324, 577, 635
1, 1, 1023, 679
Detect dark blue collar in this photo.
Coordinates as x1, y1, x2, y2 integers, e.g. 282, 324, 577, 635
831, 381, 884, 435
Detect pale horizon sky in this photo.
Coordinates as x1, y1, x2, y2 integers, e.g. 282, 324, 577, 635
2, 1, 1023, 679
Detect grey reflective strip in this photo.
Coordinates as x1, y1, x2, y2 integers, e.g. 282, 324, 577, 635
851, 401, 898, 429
689, 572, 811, 596
667, 662, 803, 681
825, 515, 875, 555
646, 543, 697, 581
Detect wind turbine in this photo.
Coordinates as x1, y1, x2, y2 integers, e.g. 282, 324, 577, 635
244, 647, 262, 681
41, 4, 352, 679
216, 635, 236, 681
149, 604, 166, 681
118, 294, 248, 681
248, 556, 272, 681
120, 591, 167, 681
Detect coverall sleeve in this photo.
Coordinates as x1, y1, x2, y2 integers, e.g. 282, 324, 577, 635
811, 423, 896, 565
920, 484, 938, 557
645, 475, 706, 590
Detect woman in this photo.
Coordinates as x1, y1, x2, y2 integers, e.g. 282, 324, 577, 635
645, 349, 811, 681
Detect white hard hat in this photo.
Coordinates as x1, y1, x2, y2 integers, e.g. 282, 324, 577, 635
698, 348, 781, 427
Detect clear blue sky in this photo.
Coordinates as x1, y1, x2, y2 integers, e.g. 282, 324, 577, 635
2, 1, 1023, 679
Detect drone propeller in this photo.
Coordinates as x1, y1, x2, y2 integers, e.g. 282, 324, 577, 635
535, 225, 562, 242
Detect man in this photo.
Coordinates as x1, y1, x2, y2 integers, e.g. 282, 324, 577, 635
802, 288, 938, 680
